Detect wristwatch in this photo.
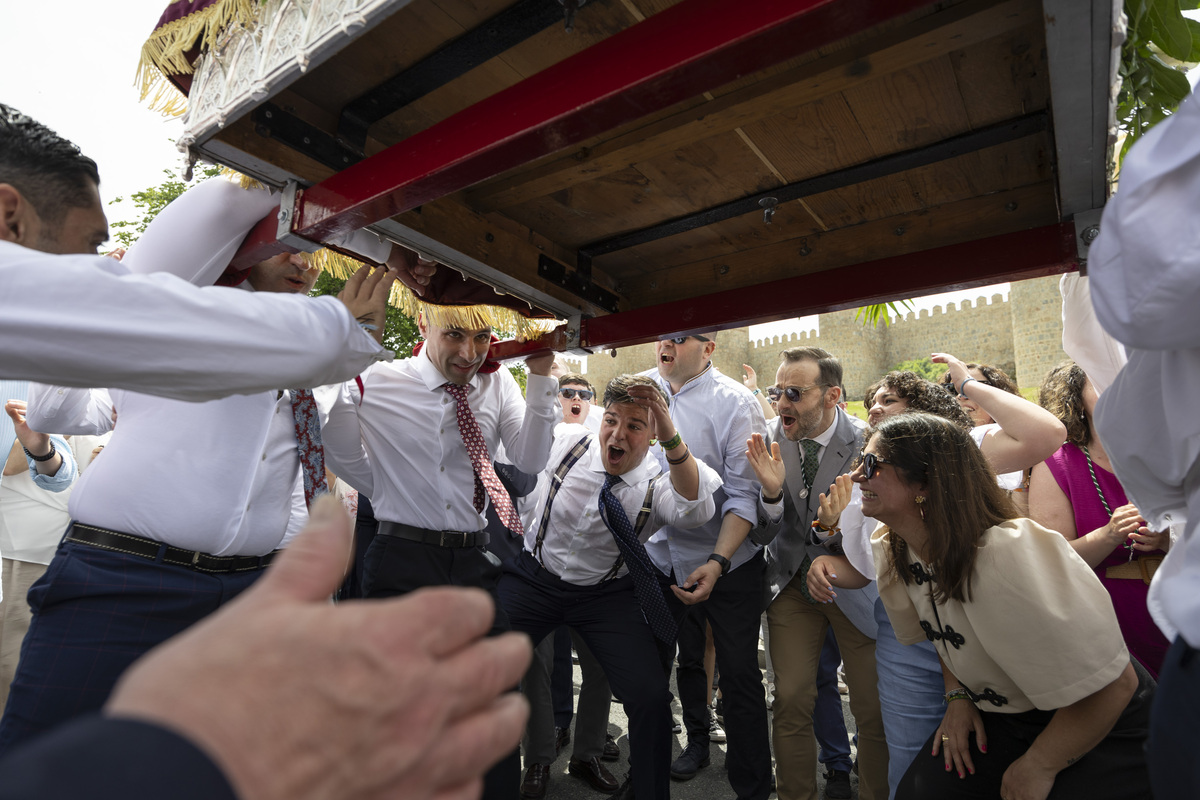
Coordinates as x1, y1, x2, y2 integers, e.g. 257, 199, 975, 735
706, 553, 731, 575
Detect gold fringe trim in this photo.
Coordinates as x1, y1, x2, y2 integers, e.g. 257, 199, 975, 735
315, 250, 561, 339
219, 166, 266, 191
136, 0, 259, 115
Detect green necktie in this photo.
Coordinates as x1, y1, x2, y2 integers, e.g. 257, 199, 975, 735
801, 439, 820, 490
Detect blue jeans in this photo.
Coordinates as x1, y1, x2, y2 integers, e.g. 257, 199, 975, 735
873, 598, 944, 800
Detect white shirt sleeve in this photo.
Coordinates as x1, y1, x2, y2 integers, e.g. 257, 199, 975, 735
0, 245, 390, 400
1059, 273, 1126, 394
26, 384, 114, 436
499, 372, 559, 476
1090, 88, 1200, 349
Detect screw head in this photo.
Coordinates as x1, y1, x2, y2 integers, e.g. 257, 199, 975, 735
1080, 225, 1100, 245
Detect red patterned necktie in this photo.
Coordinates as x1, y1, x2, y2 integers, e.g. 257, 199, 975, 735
290, 388, 328, 508
443, 383, 524, 535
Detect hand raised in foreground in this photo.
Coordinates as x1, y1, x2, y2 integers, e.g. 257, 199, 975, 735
106, 496, 532, 800
338, 265, 399, 344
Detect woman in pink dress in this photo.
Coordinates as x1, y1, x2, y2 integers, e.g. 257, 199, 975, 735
1029, 360, 1171, 677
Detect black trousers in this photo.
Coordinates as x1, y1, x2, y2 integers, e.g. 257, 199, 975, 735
658, 551, 772, 800
499, 551, 673, 800
897, 658, 1154, 800
363, 532, 519, 800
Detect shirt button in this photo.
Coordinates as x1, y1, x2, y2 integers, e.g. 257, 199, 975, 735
440, 428, 445, 434
57, 389, 64, 395
440, 466, 445, 472
446, 503, 452, 510
261, 453, 267, 461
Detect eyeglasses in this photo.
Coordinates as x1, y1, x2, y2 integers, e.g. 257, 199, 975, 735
663, 335, 711, 344
776, 384, 828, 403
559, 387, 594, 401
767, 387, 781, 400
856, 452, 893, 480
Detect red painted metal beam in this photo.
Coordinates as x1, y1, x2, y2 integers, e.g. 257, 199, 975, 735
289, 0, 937, 244
489, 222, 1079, 360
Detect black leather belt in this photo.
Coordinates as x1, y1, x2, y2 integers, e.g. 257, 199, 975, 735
66, 523, 279, 574
376, 521, 489, 548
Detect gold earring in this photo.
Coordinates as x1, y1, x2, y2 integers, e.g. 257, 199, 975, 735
915, 495, 926, 521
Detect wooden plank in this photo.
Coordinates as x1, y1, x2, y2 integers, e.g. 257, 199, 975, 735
949, 21, 1050, 128
619, 181, 1057, 305
465, 0, 1040, 212
840, 56, 973, 154
390, 197, 616, 316
735, 93, 876, 183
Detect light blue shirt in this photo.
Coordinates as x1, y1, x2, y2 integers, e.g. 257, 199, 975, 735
643, 364, 767, 581
0, 380, 75, 493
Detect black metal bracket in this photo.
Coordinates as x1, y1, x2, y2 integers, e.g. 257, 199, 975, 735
538, 254, 620, 313
577, 111, 1051, 260
253, 103, 363, 172
336, 0, 568, 155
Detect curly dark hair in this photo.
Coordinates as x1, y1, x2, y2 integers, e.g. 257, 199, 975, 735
1038, 360, 1090, 447
938, 363, 1019, 396
873, 371, 973, 430
872, 413, 1017, 603
0, 104, 100, 226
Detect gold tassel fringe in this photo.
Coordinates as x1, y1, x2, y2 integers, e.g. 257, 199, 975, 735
136, 0, 259, 115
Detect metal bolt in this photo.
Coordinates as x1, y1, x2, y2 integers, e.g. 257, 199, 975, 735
759, 197, 779, 225
485, 233, 495, 243
278, 208, 290, 222
302, 136, 311, 145
264, 110, 273, 119
1080, 225, 1100, 245
894, 226, 906, 236
566, 328, 578, 339
718, 265, 729, 275
650, 281, 657, 289
1005, 202, 1019, 212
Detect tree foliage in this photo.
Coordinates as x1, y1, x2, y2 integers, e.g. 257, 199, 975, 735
890, 357, 947, 382
1118, 0, 1200, 160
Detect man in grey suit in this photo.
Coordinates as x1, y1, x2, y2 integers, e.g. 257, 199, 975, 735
749, 347, 887, 800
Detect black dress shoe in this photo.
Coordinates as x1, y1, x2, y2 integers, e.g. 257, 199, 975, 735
612, 773, 634, 800
554, 726, 571, 756
521, 764, 550, 799
602, 733, 620, 762
569, 756, 620, 793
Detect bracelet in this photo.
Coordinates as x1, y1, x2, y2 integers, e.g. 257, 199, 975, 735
23, 441, 56, 463
956, 377, 977, 398
811, 519, 840, 536
661, 431, 683, 451
752, 388, 761, 396
944, 688, 971, 704
665, 445, 691, 465
761, 489, 784, 504
707, 553, 731, 575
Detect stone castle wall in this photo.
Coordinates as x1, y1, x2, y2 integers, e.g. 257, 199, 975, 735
582, 274, 1068, 398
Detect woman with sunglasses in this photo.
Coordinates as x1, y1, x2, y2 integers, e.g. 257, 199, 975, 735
797, 364, 1062, 798
847, 413, 1152, 800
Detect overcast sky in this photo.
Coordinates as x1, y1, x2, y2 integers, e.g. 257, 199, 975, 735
4, 0, 186, 226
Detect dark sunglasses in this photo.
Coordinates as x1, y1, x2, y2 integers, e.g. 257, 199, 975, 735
663, 335, 711, 344
856, 452, 893, 480
776, 384, 828, 403
559, 388, 594, 401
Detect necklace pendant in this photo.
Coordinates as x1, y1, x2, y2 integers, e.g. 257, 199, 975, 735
798, 487, 809, 500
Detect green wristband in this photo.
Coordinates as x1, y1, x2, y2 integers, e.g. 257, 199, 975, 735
661, 431, 683, 451
944, 688, 971, 703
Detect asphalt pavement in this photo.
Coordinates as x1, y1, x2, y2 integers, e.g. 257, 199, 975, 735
528, 660, 861, 800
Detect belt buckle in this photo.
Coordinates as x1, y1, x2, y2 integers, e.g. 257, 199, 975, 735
439, 531, 448, 547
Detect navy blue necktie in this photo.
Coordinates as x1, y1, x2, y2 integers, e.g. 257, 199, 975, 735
598, 473, 677, 643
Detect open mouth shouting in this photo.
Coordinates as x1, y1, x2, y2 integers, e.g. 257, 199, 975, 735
606, 445, 627, 470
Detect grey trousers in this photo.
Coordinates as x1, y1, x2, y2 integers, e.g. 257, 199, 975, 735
522, 628, 612, 765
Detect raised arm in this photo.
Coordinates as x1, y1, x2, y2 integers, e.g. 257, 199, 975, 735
934, 353, 1065, 474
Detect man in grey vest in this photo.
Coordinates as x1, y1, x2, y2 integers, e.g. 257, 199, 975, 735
749, 347, 886, 800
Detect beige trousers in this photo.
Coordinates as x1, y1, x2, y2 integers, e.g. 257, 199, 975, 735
0, 558, 49, 709
768, 572, 888, 800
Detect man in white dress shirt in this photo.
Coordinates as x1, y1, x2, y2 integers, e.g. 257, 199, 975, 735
0, 103, 531, 800
0, 176, 400, 753
500, 374, 721, 800
642, 334, 773, 799
322, 310, 556, 800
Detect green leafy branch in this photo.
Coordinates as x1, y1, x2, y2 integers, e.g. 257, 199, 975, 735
1117, 0, 1199, 161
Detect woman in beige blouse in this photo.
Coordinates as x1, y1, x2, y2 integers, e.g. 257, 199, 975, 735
853, 413, 1152, 800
